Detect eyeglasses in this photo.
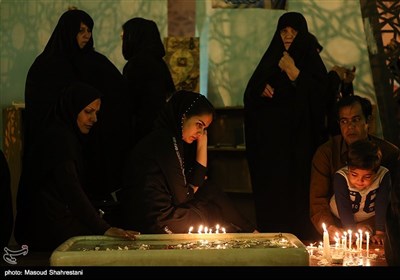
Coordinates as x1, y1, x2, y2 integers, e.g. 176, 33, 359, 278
338, 116, 363, 126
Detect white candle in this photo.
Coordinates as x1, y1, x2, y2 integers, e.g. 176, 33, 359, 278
355, 233, 360, 252
348, 230, 352, 251
188, 226, 193, 234
343, 231, 347, 250
366, 231, 370, 258
215, 224, 220, 234
322, 223, 331, 259
358, 229, 363, 252
335, 232, 339, 249
198, 225, 203, 234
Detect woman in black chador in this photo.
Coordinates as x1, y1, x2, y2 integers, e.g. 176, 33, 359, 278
24, 8, 132, 208
120, 90, 256, 234
121, 17, 176, 146
15, 82, 138, 251
243, 12, 328, 240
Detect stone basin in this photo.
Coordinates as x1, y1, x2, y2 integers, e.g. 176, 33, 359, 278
50, 233, 309, 266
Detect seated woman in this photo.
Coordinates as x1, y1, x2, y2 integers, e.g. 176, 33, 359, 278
14, 82, 138, 251
120, 90, 256, 234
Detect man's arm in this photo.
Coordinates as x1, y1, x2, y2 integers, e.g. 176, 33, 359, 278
310, 144, 337, 235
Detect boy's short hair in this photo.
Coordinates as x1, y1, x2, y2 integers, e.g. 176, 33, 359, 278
347, 139, 382, 172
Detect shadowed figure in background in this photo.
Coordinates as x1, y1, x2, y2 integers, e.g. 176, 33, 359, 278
121, 17, 176, 146
243, 12, 328, 240
326, 65, 356, 137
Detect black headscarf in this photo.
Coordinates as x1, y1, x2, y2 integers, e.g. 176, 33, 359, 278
38, 81, 102, 166
53, 81, 101, 141
243, 12, 325, 107
43, 9, 94, 58
242, 12, 328, 239
24, 9, 96, 154
18, 81, 101, 207
122, 17, 165, 60
155, 90, 214, 140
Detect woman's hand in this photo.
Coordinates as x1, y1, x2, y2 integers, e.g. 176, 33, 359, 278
279, 51, 299, 81
196, 128, 208, 168
104, 227, 140, 240
197, 128, 208, 150
261, 84, 274, 98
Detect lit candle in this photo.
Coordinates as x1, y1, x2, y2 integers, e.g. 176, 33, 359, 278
198, 225, 203, 234
348, 230, 352, 251
335, 232, 339, 249
343, 231, 347, 250
358, 229, 363, 252
188, 226, 193, 234
322, 223, 331, 259
366, 231, 370, 258
204, 226, 208, 234
222, 227, 226, 234
355, 233, 360, 252
215, 224, 220, 234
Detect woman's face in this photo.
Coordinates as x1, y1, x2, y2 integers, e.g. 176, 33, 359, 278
76, 22, 92, 49
182, 113, 213, 144
77, 98, 101, 134
280, 26, 298, 50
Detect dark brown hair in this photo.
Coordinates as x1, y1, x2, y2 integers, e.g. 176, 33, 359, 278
347, 139, 382, 172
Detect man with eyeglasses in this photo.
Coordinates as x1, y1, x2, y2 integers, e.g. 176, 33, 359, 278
310, 95, 400, 241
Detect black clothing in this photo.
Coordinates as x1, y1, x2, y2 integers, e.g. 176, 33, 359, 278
72, 49, 132, 199
122, 17, 175, 146
385, 161, 400, 266
24, 9, 94, 154
120, 91, 255, 234
243, 12, 328, 240
0, 150, 13, 247
24, 9, 132, 202
326, 70, 354, 136
15, 82, 109, 251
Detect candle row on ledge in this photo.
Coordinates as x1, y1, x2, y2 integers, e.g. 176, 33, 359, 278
321, 223, 370, 256
188, 224, 226, 234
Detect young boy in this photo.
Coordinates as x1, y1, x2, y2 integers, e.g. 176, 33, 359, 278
330, 139, 391, 244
